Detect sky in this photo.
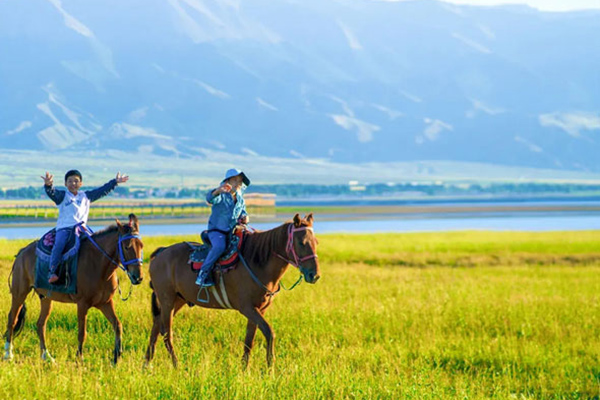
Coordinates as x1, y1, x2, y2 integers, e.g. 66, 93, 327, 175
439, 0, 600, 12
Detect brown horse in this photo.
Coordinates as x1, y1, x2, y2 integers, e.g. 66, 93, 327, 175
3, 214, 144, 363
145, 213, 320, 368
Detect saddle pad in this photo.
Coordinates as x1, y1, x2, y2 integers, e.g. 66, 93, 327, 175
34, 228, 81, 294
189, 229, 244, 272
34, 253, 78, 295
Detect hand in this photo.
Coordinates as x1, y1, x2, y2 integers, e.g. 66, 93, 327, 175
219, 182, 232, 194
40, 171, 54, 186
239, 215, 249, 225
116, 172, 129, 184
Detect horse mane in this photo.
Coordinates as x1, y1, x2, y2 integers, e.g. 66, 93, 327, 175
91, 224, 121, 238
243, 222, 290, 268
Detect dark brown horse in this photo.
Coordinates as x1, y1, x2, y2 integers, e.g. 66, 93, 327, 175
3, 214, 144, 363
145, 213, 320, 368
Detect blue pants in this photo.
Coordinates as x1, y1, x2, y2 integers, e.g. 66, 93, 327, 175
201, 231, 227, 273
49, 228, 73, 274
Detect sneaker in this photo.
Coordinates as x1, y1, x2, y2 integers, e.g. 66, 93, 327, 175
48, 274, 59, 284
195, 270, 215, 287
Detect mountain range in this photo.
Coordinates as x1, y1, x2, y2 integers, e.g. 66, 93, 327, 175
1, 0, 599, 186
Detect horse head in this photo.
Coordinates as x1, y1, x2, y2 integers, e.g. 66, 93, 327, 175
115, 213, 144, 285
291, 213, 320, 284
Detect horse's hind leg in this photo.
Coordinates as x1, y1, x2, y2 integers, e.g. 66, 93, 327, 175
37, 298, 55, 362
240, 307, 275, 368
3, 289, 30, 360
145, 294, 185, 366
159, 296, 185, 368
97, 300, 122, 364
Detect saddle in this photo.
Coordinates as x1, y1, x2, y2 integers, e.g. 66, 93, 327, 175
34, 227, 83, 294
188, 227, 246, 273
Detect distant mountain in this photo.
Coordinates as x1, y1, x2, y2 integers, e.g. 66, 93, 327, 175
1, 0, 600, 184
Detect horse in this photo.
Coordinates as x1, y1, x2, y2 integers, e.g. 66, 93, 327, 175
145, 213, 320, 368
3, 214, 144, 364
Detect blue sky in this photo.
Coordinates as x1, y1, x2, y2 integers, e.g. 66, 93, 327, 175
440, 0, 600, 12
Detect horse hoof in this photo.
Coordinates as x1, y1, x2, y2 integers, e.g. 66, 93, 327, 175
3, 352, 14, 361
41, 350, 55, 364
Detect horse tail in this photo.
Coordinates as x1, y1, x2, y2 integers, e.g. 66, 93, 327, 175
151, 289, 161, 318
12, 303, 27, 339
150, 247, 166, 259
7, 247, 27, 292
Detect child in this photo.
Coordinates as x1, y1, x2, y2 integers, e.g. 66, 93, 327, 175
41, 170, 129, 283
196, 168, 250, 287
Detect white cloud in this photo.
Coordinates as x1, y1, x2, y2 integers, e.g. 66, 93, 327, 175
417, 118, 453, 142
128, 107, 149, 122
46, 0, 94, 38
5, 121, 32, 136
451, 32, 492, 54
539, 112, 600, 138
241, 147, 258, 156
289, 150, 305, 158
372, 104, 403, 120
256, 97, 278, 111
192, 79, 230, 99
515, 136, 543, 153
209, 140, 226, 150
400, 90, 423, 103
337, 20, 363, 50
467, 98, 505, 118
331, 114, 381, 143
477, 24, 496, 40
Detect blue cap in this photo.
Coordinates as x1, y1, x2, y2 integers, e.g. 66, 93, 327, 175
223, 168, 250, 186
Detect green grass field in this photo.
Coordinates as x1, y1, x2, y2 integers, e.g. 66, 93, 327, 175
0, 231, 599, 399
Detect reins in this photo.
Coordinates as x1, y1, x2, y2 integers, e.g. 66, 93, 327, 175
242, 223, 317, 296
79, 225, 142, 301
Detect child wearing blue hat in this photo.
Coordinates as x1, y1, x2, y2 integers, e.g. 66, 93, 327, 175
196, 168, 251, 287
41, 170, 129, 283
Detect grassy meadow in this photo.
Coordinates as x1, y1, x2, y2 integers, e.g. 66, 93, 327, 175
0, 231, 599, 399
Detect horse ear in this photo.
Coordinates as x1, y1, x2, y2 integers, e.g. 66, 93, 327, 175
293, 213, 301, 227
129, 213, 139, 230
306, 213, 314, 225
115, 218, 123, 231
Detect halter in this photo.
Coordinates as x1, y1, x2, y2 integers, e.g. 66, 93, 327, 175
274, 224, 318, 269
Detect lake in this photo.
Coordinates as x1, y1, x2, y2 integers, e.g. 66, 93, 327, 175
2, 210, 600, 239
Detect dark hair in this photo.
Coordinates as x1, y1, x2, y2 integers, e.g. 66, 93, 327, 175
65, 170, 83, 182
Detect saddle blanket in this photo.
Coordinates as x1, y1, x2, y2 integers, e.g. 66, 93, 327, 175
34, 228, 81, 294
188, 228, 245, 272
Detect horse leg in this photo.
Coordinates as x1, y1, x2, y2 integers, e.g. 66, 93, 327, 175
3, 290, 29, 361
97, 300, 123, 364
76, 303, 90, 360
239, 307, 275, 368
241, 320, 258, 370
37, 298, 55, 363
145, 294, 185, 365
158, 297, 180, 368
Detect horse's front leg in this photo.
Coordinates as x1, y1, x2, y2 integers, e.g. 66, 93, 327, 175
242, 320, 258, 370
76, 303, 90, 360
97, 300, 122, 364
240, 306, 275, 368
37, 298, 55, 363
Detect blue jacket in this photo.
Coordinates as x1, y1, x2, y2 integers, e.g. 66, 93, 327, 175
206, 187, 247, 232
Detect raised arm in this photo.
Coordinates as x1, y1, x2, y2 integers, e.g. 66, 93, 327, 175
85, 172, 128, 203
41, 171, 64, 205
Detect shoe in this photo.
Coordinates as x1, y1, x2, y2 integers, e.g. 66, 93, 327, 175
48, 274, 59, 284
195, 270, 215, 287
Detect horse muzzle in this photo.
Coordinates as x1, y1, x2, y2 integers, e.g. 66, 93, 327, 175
302, 269, 320, 284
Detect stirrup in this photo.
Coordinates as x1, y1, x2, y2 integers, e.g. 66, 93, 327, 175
197, 287, 210, 304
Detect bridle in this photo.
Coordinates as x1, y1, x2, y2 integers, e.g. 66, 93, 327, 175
80, 225, 143, 274
274, 224, 318, 270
